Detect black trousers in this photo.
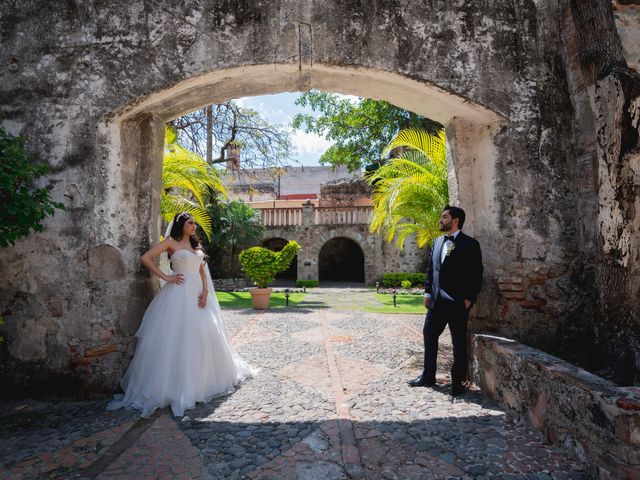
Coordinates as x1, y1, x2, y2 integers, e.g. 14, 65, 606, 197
422, 296, 470, 386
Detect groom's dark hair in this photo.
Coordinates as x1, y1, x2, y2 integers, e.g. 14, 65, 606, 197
444, 205, 465, 229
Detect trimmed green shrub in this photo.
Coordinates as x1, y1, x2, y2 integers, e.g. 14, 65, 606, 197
296, 279, 319, 288
381, 272, 426, 288
239, 240, 301, 288
400, 280, 412, 289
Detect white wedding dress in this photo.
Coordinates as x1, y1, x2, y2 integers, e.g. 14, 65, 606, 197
107, 249, 255, 417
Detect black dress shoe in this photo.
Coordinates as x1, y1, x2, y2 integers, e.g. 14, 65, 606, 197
407, 375, 436, 387
451, 384, 466, 397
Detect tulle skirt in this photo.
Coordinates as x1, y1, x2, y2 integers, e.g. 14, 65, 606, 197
108, 274, 255, 417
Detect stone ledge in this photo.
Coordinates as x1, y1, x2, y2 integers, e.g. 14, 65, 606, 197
472, 334, 640, 479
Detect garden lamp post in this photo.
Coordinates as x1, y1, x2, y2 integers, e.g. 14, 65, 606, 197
392, 289, 397, 307
285, 288, 290, 306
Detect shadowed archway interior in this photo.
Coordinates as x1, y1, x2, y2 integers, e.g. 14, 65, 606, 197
318, 237, 365, 283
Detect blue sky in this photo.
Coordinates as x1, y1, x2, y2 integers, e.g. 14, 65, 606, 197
235, 92, 357, 167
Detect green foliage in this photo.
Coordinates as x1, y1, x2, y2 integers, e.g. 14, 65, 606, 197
381, 272, 426, 288
366, 129, 448, 248
162, 126, 226, 239
291, 90, 442, 171
200, 199, 264, 277
215, 201, 264, 252
400, 280, 412, 289
239, 241, 301, 288
0, 124, 65, 247
295, 279, 319, 288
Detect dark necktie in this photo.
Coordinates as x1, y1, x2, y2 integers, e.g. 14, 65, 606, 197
444, 235, 455, 242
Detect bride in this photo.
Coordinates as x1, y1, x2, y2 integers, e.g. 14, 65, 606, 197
108, 212, 255, 417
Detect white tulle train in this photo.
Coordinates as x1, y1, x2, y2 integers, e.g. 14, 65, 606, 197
107, 249, 255, 417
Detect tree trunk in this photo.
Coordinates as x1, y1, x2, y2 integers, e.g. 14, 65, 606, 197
570, 0, 626, 82
570, 0, 640, 384
206, 105, 213, 165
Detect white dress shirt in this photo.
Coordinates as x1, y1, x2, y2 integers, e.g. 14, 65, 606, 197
425, 230, 460, 301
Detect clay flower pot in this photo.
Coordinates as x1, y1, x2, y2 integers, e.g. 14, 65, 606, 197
249, 287, 272, 310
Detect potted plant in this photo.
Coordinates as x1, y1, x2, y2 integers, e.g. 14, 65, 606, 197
239, 240, 301, 309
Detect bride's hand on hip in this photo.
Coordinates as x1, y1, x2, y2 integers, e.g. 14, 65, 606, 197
165, 273, 184, 285
198, 291, 208, 308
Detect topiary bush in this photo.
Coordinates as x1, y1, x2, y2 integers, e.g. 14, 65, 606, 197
239, 240, 301, 288
400, 280, 412, 289
381, 272, 426, 288
296, 279, 319, 288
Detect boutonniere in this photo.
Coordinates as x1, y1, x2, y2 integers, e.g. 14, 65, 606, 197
445, 242, 456, 257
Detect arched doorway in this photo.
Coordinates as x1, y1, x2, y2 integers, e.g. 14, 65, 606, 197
263, 237, 297, 282
83, 65, 502, 387
318, 237, 364, 283
3, 0, 522, 390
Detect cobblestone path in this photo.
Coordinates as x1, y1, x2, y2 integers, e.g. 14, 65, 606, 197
1, 288, 589, 479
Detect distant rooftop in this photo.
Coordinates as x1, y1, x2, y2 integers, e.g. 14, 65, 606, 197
224, 165, 362, 201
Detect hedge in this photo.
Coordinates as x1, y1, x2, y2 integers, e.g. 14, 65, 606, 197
296, 279, 319, 288
381, 272, 426, 288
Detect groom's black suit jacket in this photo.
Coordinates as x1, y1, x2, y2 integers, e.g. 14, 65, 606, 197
425, 231, 483, 305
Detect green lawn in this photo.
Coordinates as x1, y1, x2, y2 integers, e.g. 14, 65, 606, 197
362, 293, 427, 314
216, 291, 306, 309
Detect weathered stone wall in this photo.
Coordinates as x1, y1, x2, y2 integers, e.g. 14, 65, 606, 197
472, 334, 640, 478
0, 0, 601, 392
558, 1, 640, 385
614, 1, 640, 70
318, 177, 370, 207
264, 224, 381, 286
264, 222, 424, 285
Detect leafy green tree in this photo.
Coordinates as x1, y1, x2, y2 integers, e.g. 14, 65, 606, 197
366, 129, 448, 248
162, 126, 226, 239
200, 199, 264, 278
0, 124, 65, 248
291, 91, 442, 171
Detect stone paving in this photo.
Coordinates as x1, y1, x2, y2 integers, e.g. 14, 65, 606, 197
0, 287, 590, 479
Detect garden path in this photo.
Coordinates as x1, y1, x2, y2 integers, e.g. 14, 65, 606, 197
0, 288, 588, 479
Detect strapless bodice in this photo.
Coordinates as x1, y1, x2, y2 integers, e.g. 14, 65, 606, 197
170, 249, 205, 275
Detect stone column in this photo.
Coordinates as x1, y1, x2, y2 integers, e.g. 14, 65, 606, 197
444, 117, 504, 331
302, 200, 315, 226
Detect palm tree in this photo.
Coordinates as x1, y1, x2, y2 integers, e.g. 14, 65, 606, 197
365, 128, 448, 248
215, 201, 265, 277
162, 126, 227, 239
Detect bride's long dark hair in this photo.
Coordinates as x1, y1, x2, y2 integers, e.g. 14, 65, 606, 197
169, 212, 203, 251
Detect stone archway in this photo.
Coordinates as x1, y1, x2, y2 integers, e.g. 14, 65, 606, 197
0, 1, 600, 391
318, 237, 365, 283
263, 237, 297, 282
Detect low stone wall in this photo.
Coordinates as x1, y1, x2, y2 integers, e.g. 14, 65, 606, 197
212, 278, 252, 290
471, 334, 640, 479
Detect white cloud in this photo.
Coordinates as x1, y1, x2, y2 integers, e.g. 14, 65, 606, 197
291, 130, 333, 154
234, 97, 247, 108
334, 93, 361, 104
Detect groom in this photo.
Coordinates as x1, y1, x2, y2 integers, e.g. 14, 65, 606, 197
408, 205, 483, 396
